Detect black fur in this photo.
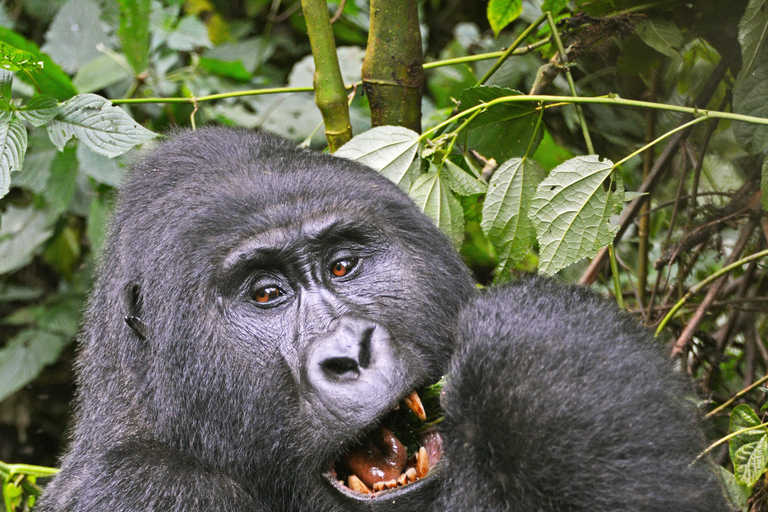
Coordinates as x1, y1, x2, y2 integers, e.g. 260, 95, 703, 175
36, 128, 726, 511
437, 279, 727, 511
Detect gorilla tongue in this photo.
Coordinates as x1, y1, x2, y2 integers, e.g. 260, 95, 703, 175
344, 426, 407, 489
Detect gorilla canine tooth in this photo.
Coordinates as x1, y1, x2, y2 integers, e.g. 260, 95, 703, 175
416, 446, 429, 478
347, 475, 371, 494
404, 390, 426, 420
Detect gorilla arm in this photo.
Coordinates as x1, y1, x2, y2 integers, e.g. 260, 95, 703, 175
435, 277, 727, 512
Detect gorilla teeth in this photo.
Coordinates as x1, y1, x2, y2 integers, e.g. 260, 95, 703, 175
331, 388, 443, 495
403, 390, 426, 420
416, 446, 429, 478
347, 475, 371, 494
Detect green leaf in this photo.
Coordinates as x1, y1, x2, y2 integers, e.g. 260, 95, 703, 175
541, 0, 569, 16
167, 16, 213, 51
198, 57, 251, 82
10, 134, 58, 193
733, 434, 768, 486
0, 117, 27, 199
16, 94, 60, 126
636, 19, 684, 58
0, 67, 10, 101
736, 0, 768, 87
77, 143, 125, 188
335, 126, 421, 190
0, 329, 68, 403
730, 405, 768, 452
47, 93, 156, 157
0, 205, 55, 274
457, 86, 541, 163
714, 465, 750, 510
40, 0, 110, 74
73, 54, 132, 93
482, 157, 545, 279
487, 0, 523, 36
46, 146, 78, 218
442, 160, 488, 196
0, 40, 43, 73
0, 27, 77, 101
202, 37, 273, 74
733, 44, 768, 154
409, 170, 465, 246
117, 0, 151, 73
728, 404, 768, 485
529, 155, 621, 276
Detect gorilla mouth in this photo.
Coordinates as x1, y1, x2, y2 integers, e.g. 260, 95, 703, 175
326, 387, 444, 496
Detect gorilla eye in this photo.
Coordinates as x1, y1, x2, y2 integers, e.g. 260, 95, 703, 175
331, 258, 358, 278
253, 286, 281, 303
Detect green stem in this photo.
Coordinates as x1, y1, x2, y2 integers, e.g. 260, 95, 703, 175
706, 374, 768, 418
477, 12, 548, 86
112, 86, 317, 104
420, 94, 768, 143
300, 0, 352, 150
424, 39, 551, 71
546, 11, 594, 154
695, 421, 768, 464
0, 461, 58, 497
613, 116, 708, 168
655, 248, 768, 336
608, 244, 624, 309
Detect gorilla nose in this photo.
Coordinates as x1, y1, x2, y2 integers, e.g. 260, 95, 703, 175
318, 323, 374, 382
310, 318, 377, 383
303, 317, 411, 426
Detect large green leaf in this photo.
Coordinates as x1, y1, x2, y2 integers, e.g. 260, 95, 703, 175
0, 117, 27, 199
715, 465, 751, 510
481, 157, 545, 279
733, 44, 768, 154
0, 205, 54, 274
47, 93, 156, 157
0, 27, 77, 101
457, 86, 540, 163
0, 329, 68, 403
636, 19, 684, 58
73, 54, 132, 93
335, 126, 421, 190
117, 0, 151, 73
40, 0, 110, 74
529, 155, 621, 276
487, 0, 522, 36
0, 40, 43, 73
409, 170, 465, 246
167, 16, 213, 51
442, 160, 487, 196
736, 0, 768, 87
729, 404, 768, 486
16, 94, 60, 127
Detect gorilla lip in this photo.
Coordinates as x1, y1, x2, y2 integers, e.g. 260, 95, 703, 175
326, 388, 444, 496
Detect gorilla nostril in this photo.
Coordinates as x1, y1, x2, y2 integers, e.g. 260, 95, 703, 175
359, 327, 374, 368
321, 357, 360, 382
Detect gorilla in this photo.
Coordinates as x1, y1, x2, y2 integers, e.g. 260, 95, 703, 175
37, 127, 726, 511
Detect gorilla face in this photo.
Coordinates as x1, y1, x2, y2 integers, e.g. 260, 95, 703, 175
52, 128, 474, 511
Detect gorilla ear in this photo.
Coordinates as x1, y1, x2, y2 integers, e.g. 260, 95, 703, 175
124, 282, 150, 340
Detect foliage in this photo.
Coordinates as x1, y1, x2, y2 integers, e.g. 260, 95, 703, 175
0, 0, 767, 509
